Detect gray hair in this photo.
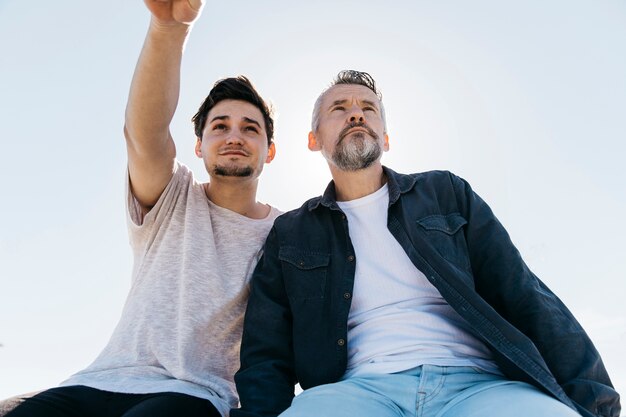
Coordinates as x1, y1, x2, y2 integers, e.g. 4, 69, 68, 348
311, 70, 387, 133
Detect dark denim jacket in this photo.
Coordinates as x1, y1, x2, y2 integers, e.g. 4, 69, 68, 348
233, 167, 620, 417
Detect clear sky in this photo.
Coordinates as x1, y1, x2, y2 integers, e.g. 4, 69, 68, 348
1, 0, 625, 403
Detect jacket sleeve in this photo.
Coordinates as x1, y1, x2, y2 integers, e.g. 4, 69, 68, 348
231, 226, 297, 417
451, 173, 620, 417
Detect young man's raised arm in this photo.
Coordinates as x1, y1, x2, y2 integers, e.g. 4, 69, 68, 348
125, 0, 204, 209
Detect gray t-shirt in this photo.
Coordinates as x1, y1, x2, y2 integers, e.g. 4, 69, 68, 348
62, 162, 281, 416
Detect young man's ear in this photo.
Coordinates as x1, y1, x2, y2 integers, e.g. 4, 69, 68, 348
265, 142, 276, 163
195, 138, 202, 157
308, 131, 321, 151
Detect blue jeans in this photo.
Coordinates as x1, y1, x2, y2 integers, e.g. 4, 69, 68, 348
279, 365, 581, 417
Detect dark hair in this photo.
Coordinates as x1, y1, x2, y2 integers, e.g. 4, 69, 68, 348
192, 76, 274, 145
312, 70, 386, 132
332, 70, 382, 100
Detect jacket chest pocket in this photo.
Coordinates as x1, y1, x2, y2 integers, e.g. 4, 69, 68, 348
279, 246, 329, 300
415, 213, 471, 271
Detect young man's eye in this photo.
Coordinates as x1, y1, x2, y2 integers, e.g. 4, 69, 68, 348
213, 124, 227, 131
245, 126, 259, 133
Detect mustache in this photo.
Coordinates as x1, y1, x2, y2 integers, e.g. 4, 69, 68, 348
218, 146, 250, 156
338, 122, 379, 142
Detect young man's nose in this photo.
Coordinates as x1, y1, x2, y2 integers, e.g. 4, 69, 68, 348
226, 131, 244, 144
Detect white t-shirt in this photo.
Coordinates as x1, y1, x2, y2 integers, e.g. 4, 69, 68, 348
62, 162, 281, 416
337, 184, 500, 378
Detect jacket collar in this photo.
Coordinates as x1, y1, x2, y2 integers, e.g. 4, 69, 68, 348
307, 166, 417, 211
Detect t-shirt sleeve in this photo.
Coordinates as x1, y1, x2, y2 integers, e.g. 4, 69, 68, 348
125, 161, 191, 248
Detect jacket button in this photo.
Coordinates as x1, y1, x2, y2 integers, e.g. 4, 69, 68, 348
347, 255, 355, 262
337, 338, 345, 346
343, 292, 351, 299
298, 260, 305, 266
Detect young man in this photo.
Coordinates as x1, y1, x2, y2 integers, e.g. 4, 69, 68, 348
1, 1, 280, 416
232, 70, 621, 417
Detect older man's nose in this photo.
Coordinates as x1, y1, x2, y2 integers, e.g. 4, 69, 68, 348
348, 106, 365, 123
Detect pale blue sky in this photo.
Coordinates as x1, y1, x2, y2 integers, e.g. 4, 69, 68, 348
1, 0, 625, 401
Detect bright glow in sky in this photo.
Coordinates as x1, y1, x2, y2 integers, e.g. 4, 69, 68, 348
1, 0, 625, 403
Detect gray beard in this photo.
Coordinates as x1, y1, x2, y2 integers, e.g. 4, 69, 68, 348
330, 132, 382, 171
212, 164, 254, 177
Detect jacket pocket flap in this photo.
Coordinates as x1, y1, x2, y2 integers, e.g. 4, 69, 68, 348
416, 213, 467, 235
279, 247, 330, 270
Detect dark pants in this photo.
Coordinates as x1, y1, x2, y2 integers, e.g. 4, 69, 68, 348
1, 385, 221, 417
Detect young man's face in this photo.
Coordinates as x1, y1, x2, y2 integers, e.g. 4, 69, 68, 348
309, 84, 388, 171
195, 99, 275, 181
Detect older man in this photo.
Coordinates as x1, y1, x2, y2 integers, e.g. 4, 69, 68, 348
232, 70, 620, 417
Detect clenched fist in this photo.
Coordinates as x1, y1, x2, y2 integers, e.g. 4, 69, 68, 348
144, 0, 204, 26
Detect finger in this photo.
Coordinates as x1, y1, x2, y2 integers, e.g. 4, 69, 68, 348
171, 0, 204, 24
187, 0, 204, 11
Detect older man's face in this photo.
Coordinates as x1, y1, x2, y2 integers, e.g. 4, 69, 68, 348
310, 84, 388, 171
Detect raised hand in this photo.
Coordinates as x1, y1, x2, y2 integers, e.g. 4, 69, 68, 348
124, 0, 205, 208
144, 0, 204, 26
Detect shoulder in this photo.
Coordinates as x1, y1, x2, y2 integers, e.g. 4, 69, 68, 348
409, 169, 461, 184
272, 196, 322, 229
175, 161, 199, 185
276, 196, 320, 219
388, 167, 467, 192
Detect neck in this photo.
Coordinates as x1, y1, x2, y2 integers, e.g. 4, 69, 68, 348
329, 162, 386, 201
204, 177, 269, 219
